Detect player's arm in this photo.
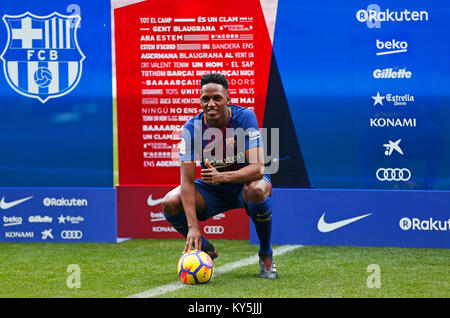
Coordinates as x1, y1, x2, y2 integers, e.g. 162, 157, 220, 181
180, 161, 202, 253
201, 146, 264, 184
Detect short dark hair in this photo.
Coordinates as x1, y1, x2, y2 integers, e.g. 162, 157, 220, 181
200, 73, 229, 90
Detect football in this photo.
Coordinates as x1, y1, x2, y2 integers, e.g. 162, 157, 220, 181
177, 250, 214, 285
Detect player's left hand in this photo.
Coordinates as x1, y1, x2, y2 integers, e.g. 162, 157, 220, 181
184, 225, 202, 254
201, 159, 223, 185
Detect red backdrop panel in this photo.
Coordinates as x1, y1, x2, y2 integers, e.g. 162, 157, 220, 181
117, 185, 250, 240
114, 0, 272, 185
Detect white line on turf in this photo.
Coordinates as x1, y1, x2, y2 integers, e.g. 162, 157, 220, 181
127, 244, 302, 298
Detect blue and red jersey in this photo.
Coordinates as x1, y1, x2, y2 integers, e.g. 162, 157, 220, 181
180, 105, 263, 172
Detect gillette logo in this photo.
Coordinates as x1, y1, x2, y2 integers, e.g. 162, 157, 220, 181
373, 68, 412, 79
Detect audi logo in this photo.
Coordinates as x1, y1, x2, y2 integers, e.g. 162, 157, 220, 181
376, 168, 411, 181
204, 226, 224, 234
61, 230, 83, 240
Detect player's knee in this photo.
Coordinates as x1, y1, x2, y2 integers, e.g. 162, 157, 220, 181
245, 182, 269, 203
161, 192, 182, 216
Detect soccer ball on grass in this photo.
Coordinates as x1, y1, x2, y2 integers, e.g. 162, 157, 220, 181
177, 250, 214, 285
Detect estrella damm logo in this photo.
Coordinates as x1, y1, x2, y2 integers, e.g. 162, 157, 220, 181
0, 12, 85, 103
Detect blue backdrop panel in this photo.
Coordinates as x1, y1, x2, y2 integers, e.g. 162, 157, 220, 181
250, 188, 450, 248
271, 0, 450, 190
0, 0, 113, 187
0, 188, 116, 242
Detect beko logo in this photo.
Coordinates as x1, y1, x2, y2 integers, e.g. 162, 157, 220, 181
248, 130, 261, 140
43, 197, 88, 207
399, 217, 450, 231
150, 212, 166, 222
203, 226, 224, 234
376, 39, 408, 56
3, 216, 23, 226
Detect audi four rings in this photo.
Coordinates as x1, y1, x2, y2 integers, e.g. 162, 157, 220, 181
203, 226, 224, 234
61, 230, 83, 239
376, 168, 411, 181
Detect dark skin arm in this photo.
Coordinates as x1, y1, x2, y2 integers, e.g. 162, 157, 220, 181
180, 161, 202, 253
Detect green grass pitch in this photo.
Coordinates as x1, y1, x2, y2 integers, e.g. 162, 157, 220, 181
0, 239, 448, 298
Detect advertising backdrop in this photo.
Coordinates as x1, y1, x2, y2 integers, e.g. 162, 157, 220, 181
117, 185, 249, 240
112, 0, 450, 247
0, 0, 113, 187
270, 0, 450, 190
0, 188, 116, 242
114, 0, 450, 191
250, 188, 450, 248
0, 0, 449, 248
114, 0, 272, 186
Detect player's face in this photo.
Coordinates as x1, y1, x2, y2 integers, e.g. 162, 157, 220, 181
200, 83, 230, 126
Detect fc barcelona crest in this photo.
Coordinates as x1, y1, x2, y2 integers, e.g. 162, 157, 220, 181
0, 12, 85, 103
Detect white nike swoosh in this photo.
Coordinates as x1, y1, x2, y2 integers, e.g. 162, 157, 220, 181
0, 196, 33, 210
317, 212, 372, 233
147, 195, 164, 207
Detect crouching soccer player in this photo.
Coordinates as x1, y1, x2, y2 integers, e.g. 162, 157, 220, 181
161, 73, 277, 279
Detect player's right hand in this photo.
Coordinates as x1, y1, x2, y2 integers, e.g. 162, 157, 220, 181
184, 226, 202, 254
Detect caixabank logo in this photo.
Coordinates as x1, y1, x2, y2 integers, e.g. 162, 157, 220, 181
0, 12, 85, 103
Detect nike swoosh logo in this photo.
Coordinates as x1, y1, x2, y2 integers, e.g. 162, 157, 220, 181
0, 196, 33, 210
147, 195, 164, 207
317, 212, 372, 233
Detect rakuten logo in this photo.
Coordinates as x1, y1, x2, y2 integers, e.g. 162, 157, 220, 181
399, 217, 450, 231
356, 5, 429, 28
43, 197, 88, 207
